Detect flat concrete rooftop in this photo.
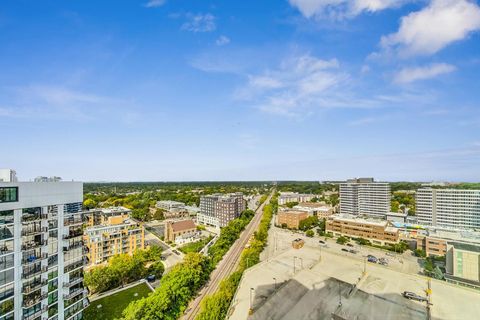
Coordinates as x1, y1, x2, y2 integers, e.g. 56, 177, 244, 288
228, 246, 480, 320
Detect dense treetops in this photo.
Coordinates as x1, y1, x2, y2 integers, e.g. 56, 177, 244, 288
122, 253, 211, 320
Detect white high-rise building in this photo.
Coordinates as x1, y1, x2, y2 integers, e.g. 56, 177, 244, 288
0, 169, 17, 183
416, 188, 480, 230
0, 180, 87, 320
339, 178, 390, 216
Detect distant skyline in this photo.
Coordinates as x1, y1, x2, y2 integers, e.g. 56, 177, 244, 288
1, 1, 480, 182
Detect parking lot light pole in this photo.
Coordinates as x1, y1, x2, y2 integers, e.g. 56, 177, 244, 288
363, 257, 367, 275
249, 288, 255, 315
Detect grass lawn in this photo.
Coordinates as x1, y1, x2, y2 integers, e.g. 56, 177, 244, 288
178, 235, 213, 254
84, 282, 152, 320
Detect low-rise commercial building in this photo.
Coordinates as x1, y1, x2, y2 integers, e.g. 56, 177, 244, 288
156, 200, 185, 211
278, 192, 316, 205
326, 214, 399, 246
446, 241, 480, 288
84, 210, 144, 266
165, 219, 199, 245
277, 210, 309, 229
293, 202, 334, 218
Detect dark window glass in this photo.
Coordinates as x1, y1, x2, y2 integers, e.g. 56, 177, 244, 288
0, 269, 14, 286
0, 188, 17, 203
0, 254, 14, 270
0, 211, 14, 225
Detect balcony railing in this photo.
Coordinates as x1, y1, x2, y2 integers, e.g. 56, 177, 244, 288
22, 227, 48, 236
22, 253, 48, 265
63, 288, 84, 300
22, 240, 47, 251
64, 219, 83, 226
22, 266, 48, 279
63, 241, 83, 252
64, 258, 86, 273
63, 231, 83, 240
22, 293, 47, 308
22, 279, 48, 294
22, 213, 48, 223
63, 277, 83, 288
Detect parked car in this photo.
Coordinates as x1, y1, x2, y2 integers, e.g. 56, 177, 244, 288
319, 240, 326, 244
349, 249, 358, 254
173, 249, 180, 255
346, 243, 354, 247
146, 275, 156, 282
379, 258, 388, 265
341, 248, 349, 252
367, 255, 378, 263
402, 291, 428, 302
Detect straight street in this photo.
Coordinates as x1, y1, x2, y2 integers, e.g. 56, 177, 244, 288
182, 190, 274, 320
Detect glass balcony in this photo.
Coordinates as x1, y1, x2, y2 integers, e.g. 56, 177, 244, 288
23, 292, 47, 308
22, 239, 47, 251
22, 252, 48, 265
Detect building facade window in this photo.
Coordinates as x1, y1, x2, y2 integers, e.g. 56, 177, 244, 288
0, 188, 18, 203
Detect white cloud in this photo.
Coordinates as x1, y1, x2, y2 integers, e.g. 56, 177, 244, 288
380, 0, 480, 57
216, 35, 230, 46
288, 0, 411, 19
235, 54, 353, 116
144, 0, 166, 8
394, 63, 456, 83
181, 13, 216, 33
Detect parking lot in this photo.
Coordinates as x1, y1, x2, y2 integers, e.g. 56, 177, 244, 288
229, 245, 480, 320
265, 226, 422, 275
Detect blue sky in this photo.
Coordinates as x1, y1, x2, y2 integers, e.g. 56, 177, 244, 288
1, 0, 480, 182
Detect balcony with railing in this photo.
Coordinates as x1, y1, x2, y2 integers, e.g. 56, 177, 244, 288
23, 290, 47, 308
63, 287, 84, 300
64, 217, 83, 227
63, 240, 83, 252
21, 238, 47, 251
21, 225, 48, 236
22, 277, 47, 294
22, 264, 48, 280
22, 251, 48, 266
22, 207, 48, 223
63, 228, 83, 240
63, 276, 83, 288
64, 257, 85, 273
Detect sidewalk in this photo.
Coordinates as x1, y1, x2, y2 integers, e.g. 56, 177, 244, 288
89, 279, 151, 302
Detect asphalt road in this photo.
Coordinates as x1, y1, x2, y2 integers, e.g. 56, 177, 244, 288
181, 190, 274, 320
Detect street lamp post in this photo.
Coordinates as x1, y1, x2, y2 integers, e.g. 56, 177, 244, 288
249, 287, 255, 315
273, 277, 277, 290
293, 256, 297, 274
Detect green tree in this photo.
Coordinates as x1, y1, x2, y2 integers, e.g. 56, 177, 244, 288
336, 236, 349, 245
299, 216, 318, 231
83, 198, 97, 209
285, 201, 299, 208
305, 230, 314, 237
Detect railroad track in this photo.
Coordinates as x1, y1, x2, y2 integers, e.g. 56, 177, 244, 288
182, 191, 274, 320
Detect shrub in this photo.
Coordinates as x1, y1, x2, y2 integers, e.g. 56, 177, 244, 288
305, 230, 314, 237
336, 236, 349, 245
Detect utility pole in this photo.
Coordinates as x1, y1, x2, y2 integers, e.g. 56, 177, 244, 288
426, 278, 432, 320
338, 282, 342, 307
249, 287, 255, 315
363, 257, 367, 276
